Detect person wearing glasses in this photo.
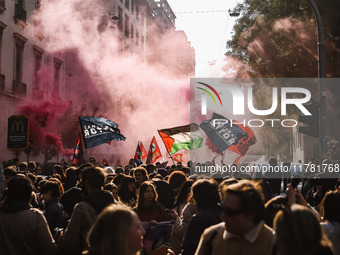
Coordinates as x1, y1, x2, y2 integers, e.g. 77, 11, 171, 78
194, 180, 274, 255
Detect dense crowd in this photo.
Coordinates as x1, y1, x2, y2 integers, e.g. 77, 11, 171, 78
0, 157, 339, 255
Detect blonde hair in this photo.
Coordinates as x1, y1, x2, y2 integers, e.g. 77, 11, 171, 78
87, 204, 135, 255
274, 204, 332, 255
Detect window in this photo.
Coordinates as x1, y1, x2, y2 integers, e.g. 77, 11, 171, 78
118, 7, 123, 33
14, 0, 27, 24
0, 0, 5, 13
13, 33, 27, 95
53, 58, 62, 96
124, 14, 129, 37
33, 45, 43, 93
125, 0, 129, 11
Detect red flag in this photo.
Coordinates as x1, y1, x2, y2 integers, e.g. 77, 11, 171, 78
146, 137, 162, 164
134, 141, 148, 162
167, 153, 183, 163
102, 159, 109, 165
227, 121, 257, 156
72, 133, 82, 166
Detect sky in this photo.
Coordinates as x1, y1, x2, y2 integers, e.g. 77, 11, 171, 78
167, 0, 242, 77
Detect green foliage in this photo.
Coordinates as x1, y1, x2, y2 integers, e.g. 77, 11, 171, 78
227, 0, 340, 78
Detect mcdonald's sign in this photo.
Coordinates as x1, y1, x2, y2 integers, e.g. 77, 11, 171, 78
7, 115, 29, 151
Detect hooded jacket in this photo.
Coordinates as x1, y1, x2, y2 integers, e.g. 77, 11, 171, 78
59, 190, 114, 255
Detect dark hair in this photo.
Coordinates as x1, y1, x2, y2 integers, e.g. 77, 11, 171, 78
7, 176, 33, 202
320, 190, 340, 223
192, 179, 220, 210
118, 175, 136, 203
4, 167, 17, 177
223, 180, 265, 224
115, 167, 124, 175
104, 182, 118, 191
28, 161, 37, 169
135, 181, 158, 210
174, 179, 194, 206
27, 172, 37, 185
41, 180, 61, 198
53, 165, 65, 179
82, 166, 105, 190
168, 171, 187, 191
134, 167, 148, 182
113, 173, 125, 186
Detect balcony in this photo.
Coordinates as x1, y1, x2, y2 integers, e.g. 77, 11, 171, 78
0, 0, 5, 13
0, 74, 4, 91
14, 4, 27, 25
13, 80, 27, 96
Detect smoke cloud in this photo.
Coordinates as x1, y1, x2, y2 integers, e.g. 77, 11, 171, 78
18, 0, 191, 164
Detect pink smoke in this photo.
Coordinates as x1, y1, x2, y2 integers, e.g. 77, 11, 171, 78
18, 0, 193, 163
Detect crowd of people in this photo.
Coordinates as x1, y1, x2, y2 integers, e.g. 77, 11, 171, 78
0, 157, 339, 255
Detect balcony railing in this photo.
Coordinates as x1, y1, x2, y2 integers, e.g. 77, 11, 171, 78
0, 74, 4, 91
13, 80, 27, 95
14, 4, 27, 24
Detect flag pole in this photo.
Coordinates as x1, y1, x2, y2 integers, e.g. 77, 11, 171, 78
157, 129, 175, 165
78, 117, 88, 163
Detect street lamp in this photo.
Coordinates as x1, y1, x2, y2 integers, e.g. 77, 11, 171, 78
306, 0, 327, 162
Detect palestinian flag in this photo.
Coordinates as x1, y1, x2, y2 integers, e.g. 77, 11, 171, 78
158, 123, 203, 155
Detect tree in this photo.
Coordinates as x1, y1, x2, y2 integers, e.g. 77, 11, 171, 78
226, 0, 340, 78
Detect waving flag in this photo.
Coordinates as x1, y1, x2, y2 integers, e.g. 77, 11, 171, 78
79, 117, 126, 149
134, 141, 147, 162
158, 123, 203, 155
200, 113, 256, 163
167, 153, 183, 163
146, 137, 162, 164
72, 133, 82, 166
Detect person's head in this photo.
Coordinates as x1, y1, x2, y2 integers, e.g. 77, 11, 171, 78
136, 181, 158, 209
81, 166, 105, 196
221, 180, 265, 235
264, 195, 287, 228
18, 162, 28, 172
104, 183, 119, 201
168, 171, 187, 196
65, 166, 78, 182
274, 204, 332, 255
53, 165, 64, 177
319, 190, 340, 223
118, 175, 136, 202
28, 161, 37, 172
145, 164, 156, 174
41, 179, 61, 201
6, 176, 33, 202
4, 167, 17, 187
175, 179, 194, 205
191, 179, 220, 210
87, 205, 145, 255
134, 167, 148, 183
268, 157, 277, 166
89, 157, 96, 165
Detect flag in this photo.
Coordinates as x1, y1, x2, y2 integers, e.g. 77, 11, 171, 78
200, 112, 256, 157
79, 117, 126, 149
102, 159, 109, 165
167, 153, 183, 163
146, 137, 162, 164
173, 153, 183, 163
158, 123, 203, 155
72, 133, 82, 166
134, 141, 147, 162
